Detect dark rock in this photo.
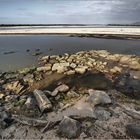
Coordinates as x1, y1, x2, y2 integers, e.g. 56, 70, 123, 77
126, 124, 140, 138
35, 49, 40, 52
32, 52, 42, 56
26, 49, 30, 52
114, 73, 140, 98
0, 111, 13, 125
94, 107, 111, 121
58, 116, 81, 139
3, 51, 17, 55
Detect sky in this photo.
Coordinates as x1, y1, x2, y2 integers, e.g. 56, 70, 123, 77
0, 0, 140, 24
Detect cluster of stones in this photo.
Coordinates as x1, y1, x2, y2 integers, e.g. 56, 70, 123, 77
38, 50, 140, 76
0, 50, 140, 139
0, 50, 140, 104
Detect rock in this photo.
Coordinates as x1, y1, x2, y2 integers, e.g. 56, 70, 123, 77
55, 84, 69, 93
119, 55, 132, 64
3, 81, 25, 94
52, 63, 69, 73
25, 97, 35, 109
94, 107, 111, 121
129, 61, 140, 70
23, 74, 34, 83
67, 91, 79, 98
87, 89, 111, 107
110, 66, 122, 73
3, 51, 16, 55
70, 63, 77, 69
18, 67, 32, 74
114, 73, 140, 98
65, 70, 75, 75
33, 89, 52, 113
58, 116, 81, 139
37, 64, 52, 72
40, 55, 50, 61
0, 120, 7, 129
75, 66, 88, 74
51, 89, 59, 96
0, 111, 13, 125
0, 93, 4, 99
126, 124, 140, 138
96, 50, 110, 58
32, 52, 42, 56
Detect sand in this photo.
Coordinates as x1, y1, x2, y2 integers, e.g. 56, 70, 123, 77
0, 26, 140, 36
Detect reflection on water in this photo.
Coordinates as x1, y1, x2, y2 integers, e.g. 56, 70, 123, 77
0, 35, 140, 72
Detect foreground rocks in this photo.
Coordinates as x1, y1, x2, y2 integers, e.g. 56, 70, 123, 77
0, 50, 140, 139
58, 116, 81, 138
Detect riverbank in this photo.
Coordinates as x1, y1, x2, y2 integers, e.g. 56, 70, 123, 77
0, 26, 140, 39
0, 50, 140, 139
1, 35, 140, 72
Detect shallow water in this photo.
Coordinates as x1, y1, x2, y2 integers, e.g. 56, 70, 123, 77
0, 35, 140, 72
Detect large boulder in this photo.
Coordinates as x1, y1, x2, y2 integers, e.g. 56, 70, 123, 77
58, 116, 81, 139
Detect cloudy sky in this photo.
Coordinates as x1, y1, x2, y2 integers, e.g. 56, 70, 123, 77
0, 0, 140, 24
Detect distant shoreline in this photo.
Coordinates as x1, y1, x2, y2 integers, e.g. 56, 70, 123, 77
0, 26, 140, 40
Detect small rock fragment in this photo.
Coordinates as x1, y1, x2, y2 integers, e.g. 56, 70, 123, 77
25, 97, 35, 109
0, 93, 4, 99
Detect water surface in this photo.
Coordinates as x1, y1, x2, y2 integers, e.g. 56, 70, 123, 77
0, 35, 140, 72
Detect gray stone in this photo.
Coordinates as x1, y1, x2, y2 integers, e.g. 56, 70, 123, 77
70, 63, 77, 69
126, 124, 140, 138
94, 107, 111, 121
58, 116, 81, 139
51, 89, 59, 96
25, 97, 35, 109
87, 89, 111, 107
33, 89, 52, 113
55, 84, 69, 93
0, 111, 12, 125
